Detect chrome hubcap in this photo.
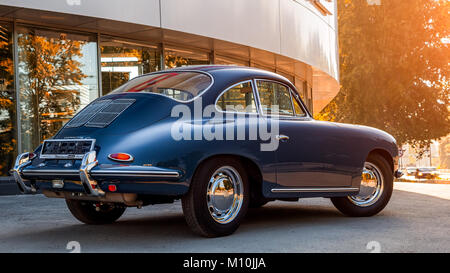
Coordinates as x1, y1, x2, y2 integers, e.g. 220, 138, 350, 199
349, 162, 384, 207
206, 166, 243, 224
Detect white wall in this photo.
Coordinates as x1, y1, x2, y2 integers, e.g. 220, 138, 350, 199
280, 0, 338, 81
160, 0, 281, 54
0, 0, 338, 81
0, 0, 161, 27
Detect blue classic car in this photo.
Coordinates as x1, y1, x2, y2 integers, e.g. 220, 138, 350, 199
12, 65, 400, 237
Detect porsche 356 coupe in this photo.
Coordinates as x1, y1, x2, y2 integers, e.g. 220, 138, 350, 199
13, 65, 400, 237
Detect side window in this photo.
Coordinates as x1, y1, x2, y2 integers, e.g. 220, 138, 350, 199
291, 91, 306, 116
216, 81, 257, 113
256, 80, 294, 116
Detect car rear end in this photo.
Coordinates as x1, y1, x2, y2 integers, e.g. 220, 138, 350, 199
11, 70, 214, 204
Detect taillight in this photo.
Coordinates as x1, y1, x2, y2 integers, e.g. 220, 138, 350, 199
108, 184, 117, 192
108, 153, 133, 162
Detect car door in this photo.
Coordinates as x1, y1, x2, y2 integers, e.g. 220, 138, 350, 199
254, 79, 353, 190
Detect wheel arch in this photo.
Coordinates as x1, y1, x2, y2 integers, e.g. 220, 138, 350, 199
367, 148, 394, 173
191, 154, 263, 198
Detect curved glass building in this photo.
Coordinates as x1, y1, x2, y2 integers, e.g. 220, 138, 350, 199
0, 0, 339, 178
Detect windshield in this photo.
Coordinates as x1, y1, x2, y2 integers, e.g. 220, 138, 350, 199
111, 71, 212, 101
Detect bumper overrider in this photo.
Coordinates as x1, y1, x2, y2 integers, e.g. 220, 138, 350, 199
393, 155, 403, 179
12, 152, 37, 194
12, 150, 183, 196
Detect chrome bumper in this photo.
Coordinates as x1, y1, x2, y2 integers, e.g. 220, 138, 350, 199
394, 170, 404, 179
12, 153, 37, 194
13, 150, 181, 196
79, 151, 104, 196
13, 151, 104, 196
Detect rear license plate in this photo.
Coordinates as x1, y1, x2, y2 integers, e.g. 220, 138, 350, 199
40, 139, 95, 159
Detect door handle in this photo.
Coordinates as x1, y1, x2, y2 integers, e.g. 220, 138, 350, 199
276, 135, 289, 142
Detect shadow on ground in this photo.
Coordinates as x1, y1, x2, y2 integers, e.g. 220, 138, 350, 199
0, 187, 449, 252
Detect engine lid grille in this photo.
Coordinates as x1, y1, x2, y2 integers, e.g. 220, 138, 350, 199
85, 99, 136, 128
64, 99, 135, 129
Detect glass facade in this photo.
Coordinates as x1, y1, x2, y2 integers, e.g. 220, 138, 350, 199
215, 54, 249, 66
0, 22, 16, 176
17, 26, 99, 153
164, 47, 209, 68
100, 38, 160, 95
0, 20, 314, 177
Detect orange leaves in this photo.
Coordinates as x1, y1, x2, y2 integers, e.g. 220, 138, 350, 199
322, 0, 450, 151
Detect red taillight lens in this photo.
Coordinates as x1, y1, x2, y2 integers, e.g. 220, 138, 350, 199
28, 152, 36, 160
108, 184, 117, 192
108, 153, 133, 162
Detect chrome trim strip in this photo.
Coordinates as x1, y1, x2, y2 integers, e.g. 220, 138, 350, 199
22, 169, 79, 176
271, 187, 360, 193
22, 168, 180, 178
91, 170, 180, 178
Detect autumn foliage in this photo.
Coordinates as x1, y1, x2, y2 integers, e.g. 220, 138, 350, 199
318, 0, 450, 153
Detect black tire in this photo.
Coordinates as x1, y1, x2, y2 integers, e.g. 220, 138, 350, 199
65, 199, 126, 225
182, 157, 249, 237
249, 198, 269, 208
331, 153, 393, 217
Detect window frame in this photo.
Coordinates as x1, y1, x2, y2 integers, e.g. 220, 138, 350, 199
214, 80, 260, 115
253, 79, 310, 119
289, 87, 308, 117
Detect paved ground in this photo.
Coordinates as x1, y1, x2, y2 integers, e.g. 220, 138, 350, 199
0, 182, 449, 253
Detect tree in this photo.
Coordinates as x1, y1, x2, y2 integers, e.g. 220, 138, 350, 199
18, 30, 87, 149
100, 45, 160, 94
165, 54, 188, 69
318, 0, 450, 154
0, 24, 16, 176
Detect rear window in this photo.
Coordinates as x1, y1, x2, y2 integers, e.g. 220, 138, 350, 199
110, 72, 212, 101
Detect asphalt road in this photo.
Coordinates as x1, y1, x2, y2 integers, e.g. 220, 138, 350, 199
0, 182, 449, 253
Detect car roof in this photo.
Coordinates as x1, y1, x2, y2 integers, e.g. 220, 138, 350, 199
111, 65, 312, 116
162, 65, 294, 86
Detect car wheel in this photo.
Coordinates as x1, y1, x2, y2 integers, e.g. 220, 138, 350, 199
331, 153, 393, 217
65, 199, 126, 225
249, 198, 269, 208
182, 157, 249, 237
